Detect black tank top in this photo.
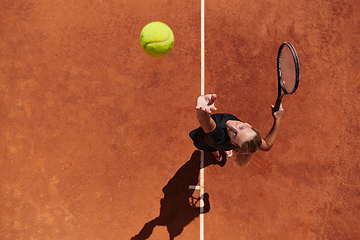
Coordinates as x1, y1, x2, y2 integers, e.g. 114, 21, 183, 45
189, 113, 240, 152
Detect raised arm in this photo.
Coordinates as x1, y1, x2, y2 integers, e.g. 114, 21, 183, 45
259, 103, 284, 151
196, 94, 218, 133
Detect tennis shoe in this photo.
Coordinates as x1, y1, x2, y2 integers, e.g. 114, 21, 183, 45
225, 150, 233, 157
216, 151, 227, 167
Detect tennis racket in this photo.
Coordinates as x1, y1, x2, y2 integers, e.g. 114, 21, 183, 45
274, 42, 300, 111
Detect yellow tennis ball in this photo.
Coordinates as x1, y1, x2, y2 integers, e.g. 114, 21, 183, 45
140, 21, 174, 57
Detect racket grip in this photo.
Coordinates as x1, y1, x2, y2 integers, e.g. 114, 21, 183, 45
274, 98, 282, 112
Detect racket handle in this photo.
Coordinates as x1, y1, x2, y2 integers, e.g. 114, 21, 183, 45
274, 98, 282, 112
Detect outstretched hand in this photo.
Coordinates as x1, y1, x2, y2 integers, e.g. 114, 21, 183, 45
196, 94, 218, 114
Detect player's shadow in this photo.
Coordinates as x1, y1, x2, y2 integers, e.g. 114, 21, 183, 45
131, 150, 225, 240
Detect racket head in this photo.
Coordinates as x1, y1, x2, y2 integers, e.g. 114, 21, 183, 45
277, 42, 300, 97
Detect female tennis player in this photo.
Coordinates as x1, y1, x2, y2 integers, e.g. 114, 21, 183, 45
189, 94, 284, 166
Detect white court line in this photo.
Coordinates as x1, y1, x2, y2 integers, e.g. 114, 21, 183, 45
189, 1, 205, 237
189, 185, 201, 190
189, 1, 205, 239
201, 0, 205, 96
200, 0, 205, 239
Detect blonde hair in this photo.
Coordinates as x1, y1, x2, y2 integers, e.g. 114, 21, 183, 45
232, 128, 262, 166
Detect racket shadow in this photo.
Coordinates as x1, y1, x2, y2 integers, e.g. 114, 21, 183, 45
131, 150, 222, 240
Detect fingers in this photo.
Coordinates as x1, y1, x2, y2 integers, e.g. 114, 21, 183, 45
271, 103, 284, 111
210, 106, 217, 112
196, 106, 217, 114
271, 103, 284, 121
196, 94, 218, 113
201, 107, 212, 114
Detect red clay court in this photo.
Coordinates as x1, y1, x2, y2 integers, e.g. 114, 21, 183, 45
1, 0, 360, 239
